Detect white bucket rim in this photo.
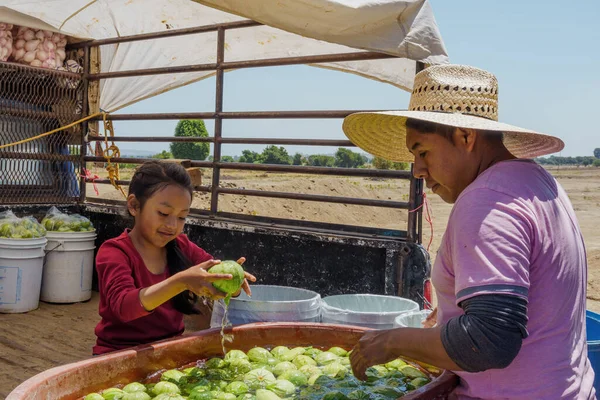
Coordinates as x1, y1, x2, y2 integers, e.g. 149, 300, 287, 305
321, 294, 419, 316
45, 230, 96, 236
0, 237, 48, 247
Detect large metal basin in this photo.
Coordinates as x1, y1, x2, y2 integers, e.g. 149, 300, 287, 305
7, 322, 458, 400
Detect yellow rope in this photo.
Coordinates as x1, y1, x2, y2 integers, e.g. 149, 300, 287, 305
0, 110, 127, 198
101, 113, 127, 199
0, 111, 105, 150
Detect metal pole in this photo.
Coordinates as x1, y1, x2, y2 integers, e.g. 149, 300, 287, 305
210, 27, 225, 215
406, 61, 426, 243
79, 45, 90, 204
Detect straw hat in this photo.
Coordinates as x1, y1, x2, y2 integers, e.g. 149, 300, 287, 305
342, 64, 564, 162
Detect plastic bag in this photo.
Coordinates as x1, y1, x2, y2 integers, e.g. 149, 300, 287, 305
0, 210, 47, 239
0, 22, 13, 62
41, 206, 94, 232
393, 309, 433, 328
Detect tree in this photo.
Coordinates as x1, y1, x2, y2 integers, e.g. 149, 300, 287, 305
391, 162, 410, 171
292, 153, 304, 166
239, 150, 261, 163
308, 154, 335, 167
334, 148, 367, 168
372, 156, 393, 170
259, 146, 291, 165
594, 159, 600, 167
221, 155, 234, 162
152, 150, 173, 159
170, 120, 210, 160
595, 148, 600, 159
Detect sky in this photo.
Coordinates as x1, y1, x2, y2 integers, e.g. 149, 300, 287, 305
113, 0, 600, 158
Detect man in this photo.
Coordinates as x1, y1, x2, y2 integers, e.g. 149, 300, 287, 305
342, 64, 595, 399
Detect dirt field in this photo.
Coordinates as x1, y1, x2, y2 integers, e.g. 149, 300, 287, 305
1, 165, 598, 398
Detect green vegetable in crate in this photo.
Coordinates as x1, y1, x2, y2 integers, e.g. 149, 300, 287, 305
226, 381, 250, 395
226, 350, 249, 362
153, 394, 186, 400
272, 361, 296, 377
248, 347, 272, 364
208, 260, 246, 304
244, 368, 277, 390
84, 394, 104, 400
266, 379, 296, 397
398, 365, 427, 379
280, 347, 306, 362
83, 347, 433, 399
255, 389, 282, 400
278, 370, 308, 386
322, 362, 348, 378
161, 369, 186, 383
122, 382, 147, 393
101, 387, 124, 400
315, 351, 339, 366
122, 393, 151, 400
385, 359, 407, 370
270, 346, 290, 361
303, 348, 322, 359
327, 347, 348, 357
152, 381, 180, 396
299, 364, 321, 377
229, 358, 253, 375
206, 357, 227, 369
292, 354, 317, 369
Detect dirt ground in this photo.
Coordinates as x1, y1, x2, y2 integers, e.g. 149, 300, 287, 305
1, 165, 599, 398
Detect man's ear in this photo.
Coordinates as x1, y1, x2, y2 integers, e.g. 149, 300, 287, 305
127, 194, 140, 217
454, 128, 477, 152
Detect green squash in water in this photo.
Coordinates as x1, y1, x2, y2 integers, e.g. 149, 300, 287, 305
208, 260, 245, 304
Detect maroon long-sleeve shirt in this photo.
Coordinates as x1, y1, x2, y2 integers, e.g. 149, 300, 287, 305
93, 229, 212, 355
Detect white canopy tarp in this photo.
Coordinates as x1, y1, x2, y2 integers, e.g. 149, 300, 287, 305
0, 0, 448, 112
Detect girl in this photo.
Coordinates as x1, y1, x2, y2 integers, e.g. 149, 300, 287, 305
93, 161, 255, 355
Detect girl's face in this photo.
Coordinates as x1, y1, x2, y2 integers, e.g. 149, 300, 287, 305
128, 184, 192, 248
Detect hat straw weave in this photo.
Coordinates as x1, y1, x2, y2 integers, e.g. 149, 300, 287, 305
343, 64, 564, 162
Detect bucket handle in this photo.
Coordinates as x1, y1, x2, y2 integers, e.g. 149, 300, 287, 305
43, 241, 64, 267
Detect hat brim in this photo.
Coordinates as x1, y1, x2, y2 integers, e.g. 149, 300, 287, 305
342, 111, 564, 162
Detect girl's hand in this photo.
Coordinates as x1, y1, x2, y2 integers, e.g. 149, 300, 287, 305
231, 257, 257, 297
176, 259, 232, 300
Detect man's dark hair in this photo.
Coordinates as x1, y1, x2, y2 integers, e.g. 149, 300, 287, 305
406, 118, 504, 144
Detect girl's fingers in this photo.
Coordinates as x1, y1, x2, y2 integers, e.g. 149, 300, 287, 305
236, 257, 246, 265
198, 259, 222, 270
242, 279, 252, 296
244, 271, 256, 282
204, 273, 233, 282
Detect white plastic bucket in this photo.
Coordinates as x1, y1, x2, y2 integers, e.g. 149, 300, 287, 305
321, 294, 420, 329
41, 230, 97, 303
0, 237, 47, 313
210, 285, 322, 328
393, 309, 433, 328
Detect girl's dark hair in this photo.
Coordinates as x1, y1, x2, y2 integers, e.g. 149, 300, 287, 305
129, 160, 200, 315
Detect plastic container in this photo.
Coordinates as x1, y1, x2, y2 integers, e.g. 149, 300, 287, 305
6, 322, 459, 400
586, 310, 600, 392
210, 285, 321, 327
41, 230, 97, 303
394, 309, 433, 328
321, 294, 419, 329
0, 237, 48, 313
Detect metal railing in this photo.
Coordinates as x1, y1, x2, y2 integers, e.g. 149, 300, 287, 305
1, 19, 424, 241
